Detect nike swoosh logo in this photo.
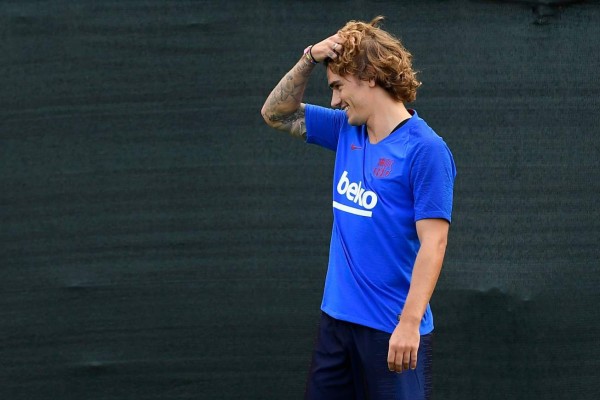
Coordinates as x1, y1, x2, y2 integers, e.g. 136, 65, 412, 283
351, 144, 362, 150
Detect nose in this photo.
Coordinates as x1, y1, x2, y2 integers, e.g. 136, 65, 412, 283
331, 90, 341, 109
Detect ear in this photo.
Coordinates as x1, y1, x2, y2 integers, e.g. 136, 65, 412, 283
363, 65, 377, 88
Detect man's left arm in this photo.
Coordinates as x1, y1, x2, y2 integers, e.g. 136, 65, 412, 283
387, 218, 449, 373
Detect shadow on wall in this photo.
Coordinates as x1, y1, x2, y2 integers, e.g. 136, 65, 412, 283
486, 0, 587, 24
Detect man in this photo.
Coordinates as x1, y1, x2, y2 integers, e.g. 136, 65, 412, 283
261, 16, 456, 400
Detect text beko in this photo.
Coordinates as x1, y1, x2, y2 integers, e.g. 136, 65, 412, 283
336, 171, 378, 210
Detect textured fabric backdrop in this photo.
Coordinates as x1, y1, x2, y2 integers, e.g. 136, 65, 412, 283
1, 1, 599, 399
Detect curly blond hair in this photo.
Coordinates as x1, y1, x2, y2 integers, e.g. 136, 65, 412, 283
328, 16, 421, 103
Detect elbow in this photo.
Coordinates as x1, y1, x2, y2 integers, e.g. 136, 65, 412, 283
432, 233, 448, 255
261, 104, 278, 129
437, 233, 448, 249
420, 233, 448, 260
260, 104, 271, 126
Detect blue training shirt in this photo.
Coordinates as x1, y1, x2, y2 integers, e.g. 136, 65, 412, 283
305, 104, 456, 334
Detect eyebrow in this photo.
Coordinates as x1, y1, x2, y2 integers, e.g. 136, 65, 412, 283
328, 80, 341, 89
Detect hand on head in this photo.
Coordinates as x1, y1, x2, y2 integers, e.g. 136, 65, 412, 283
309, 34, 345, 63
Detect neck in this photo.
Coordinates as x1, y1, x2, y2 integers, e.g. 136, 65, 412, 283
366, 101, 412, 144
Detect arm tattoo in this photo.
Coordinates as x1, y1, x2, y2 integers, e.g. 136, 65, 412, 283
262, 59, 313, 139
265, 106, 307, 139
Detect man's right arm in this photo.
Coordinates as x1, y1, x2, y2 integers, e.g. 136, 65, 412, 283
261, 34, 343, 139
260, 57, 315, 140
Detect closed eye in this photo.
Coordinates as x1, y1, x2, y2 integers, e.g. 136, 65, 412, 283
328, 80, 342, 91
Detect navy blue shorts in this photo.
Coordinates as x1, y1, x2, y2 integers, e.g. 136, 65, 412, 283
304, 312, 433, 400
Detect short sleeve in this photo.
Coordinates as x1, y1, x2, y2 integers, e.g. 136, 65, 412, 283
410, 137, 457, 223
305, 104, 346, 152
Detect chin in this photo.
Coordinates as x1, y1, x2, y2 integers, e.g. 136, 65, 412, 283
347, 116, 365, 126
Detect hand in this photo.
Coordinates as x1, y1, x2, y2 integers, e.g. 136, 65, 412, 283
387, 320, 420, 373
310, 34, 345, 63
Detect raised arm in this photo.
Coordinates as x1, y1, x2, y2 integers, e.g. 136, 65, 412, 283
260, 58, 313, 139
261, 35, 343, 139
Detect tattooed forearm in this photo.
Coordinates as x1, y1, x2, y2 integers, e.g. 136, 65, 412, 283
261, 58, 314, 138
274, 61, 311, 101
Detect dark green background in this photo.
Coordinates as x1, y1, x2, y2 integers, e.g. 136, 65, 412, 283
2, 1, 599, 399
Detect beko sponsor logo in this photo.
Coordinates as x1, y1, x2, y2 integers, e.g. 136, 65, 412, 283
333, 171, 378, 217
